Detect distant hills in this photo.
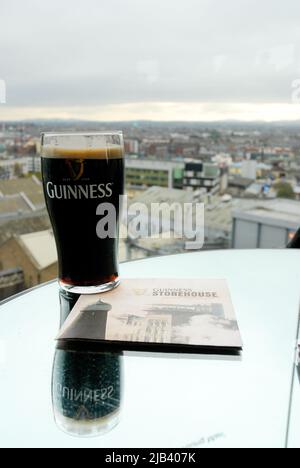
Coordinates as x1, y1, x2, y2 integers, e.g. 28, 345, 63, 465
1, 119, 300, 130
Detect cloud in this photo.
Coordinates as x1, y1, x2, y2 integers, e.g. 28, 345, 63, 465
1, 0, 300, 118
0, 80, 6, 104
2, 102, 300, 122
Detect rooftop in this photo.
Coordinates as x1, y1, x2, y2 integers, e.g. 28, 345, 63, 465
0, 195, 30, 216
0, 176, 41, 196
126, 157, 184, 170
0, 176, 45, 216
229, 176, 253, 189
25, 191, 45, 209
233, 198, 300, 229
0, 213, 51, 246
17, 230, 57, 270
130, 186, 194, 206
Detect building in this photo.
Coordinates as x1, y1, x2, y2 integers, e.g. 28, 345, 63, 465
0, 158, 29, 179
228, 176, 253, 196
124, 139, 139, 155
0, 212, 51, 246
126, 158, 184, 189
183, 161, 228, 194
232, 199, 300, 249
183, 161, 204, 191
124, 187, 232, 255
0, 176, 45, 218
230, 161, 272, 180
0, 177, 49, 251
126, 186, 195, 255
241, 160, 257, 180
244, 182, 276, 199
0, 268, 24, 301
27, 154, 41, 173
0, 230, 58, 291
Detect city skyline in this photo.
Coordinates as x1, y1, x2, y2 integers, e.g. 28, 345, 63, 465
0, 117, 299, 299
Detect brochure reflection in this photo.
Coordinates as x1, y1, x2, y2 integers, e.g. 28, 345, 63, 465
53, 290, 123, 438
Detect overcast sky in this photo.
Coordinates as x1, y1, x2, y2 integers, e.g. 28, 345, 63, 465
1, 0, 300, 120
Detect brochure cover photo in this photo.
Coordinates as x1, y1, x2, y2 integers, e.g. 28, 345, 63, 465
58, 278, 243, 352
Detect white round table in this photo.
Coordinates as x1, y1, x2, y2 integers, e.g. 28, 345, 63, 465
0, 250, 299, 448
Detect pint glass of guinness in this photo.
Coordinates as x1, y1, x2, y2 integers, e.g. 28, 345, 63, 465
41, 132, 125, 294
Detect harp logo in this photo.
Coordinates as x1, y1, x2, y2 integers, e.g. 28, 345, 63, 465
65, 159, 85, 181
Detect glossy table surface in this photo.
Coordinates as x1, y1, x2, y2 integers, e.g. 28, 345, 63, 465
0, 250, 300, 448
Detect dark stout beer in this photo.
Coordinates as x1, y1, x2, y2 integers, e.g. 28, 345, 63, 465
41, 133, 125, 293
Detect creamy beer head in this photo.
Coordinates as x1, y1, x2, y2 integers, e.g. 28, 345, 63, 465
41, 132, 124, 160
41, 132, 125, 294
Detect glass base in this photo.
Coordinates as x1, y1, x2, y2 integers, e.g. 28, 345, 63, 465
59, 277, 121, 295
54, 408, 121, 438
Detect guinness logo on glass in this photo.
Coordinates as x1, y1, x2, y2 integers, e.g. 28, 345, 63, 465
66, 159, 85, 181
